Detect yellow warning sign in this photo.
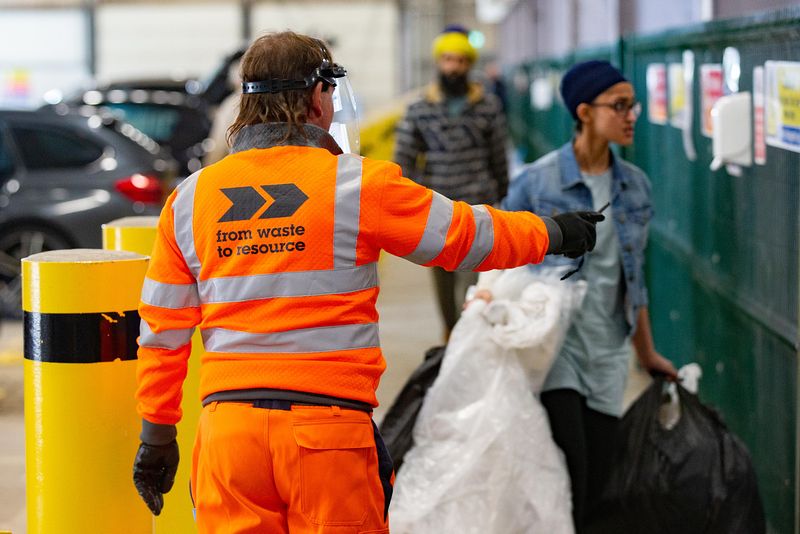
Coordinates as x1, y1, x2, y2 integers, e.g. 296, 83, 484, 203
765, 61, 800, 153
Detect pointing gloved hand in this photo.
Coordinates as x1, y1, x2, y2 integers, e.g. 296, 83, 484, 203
547, 211, 605, 258
133, 440, 179, 516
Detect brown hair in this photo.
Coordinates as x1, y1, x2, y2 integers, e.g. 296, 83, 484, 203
227, 31, 331, 145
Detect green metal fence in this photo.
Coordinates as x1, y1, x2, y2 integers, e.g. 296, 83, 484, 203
506, 8, 800, 533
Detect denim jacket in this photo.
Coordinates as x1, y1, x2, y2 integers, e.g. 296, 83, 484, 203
502, 142, 652, 333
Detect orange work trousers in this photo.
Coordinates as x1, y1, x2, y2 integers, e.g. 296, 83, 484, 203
190, 401, 393, 534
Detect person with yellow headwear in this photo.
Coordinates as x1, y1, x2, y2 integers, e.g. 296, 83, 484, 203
394, 24, 510, 340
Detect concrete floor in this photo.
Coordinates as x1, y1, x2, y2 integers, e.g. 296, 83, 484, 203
0, 254, 650, 533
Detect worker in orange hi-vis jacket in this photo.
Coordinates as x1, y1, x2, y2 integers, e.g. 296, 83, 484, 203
132, 31, 604, 534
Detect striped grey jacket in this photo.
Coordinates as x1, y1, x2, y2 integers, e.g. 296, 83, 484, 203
393, 83, 509, 205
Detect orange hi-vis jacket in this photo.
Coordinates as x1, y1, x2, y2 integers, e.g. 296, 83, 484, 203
136, 123, 550, 428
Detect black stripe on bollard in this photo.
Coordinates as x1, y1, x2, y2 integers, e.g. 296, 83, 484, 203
24, 310, 140, 363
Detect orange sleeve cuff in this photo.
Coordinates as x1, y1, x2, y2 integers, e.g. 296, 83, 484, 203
477, 206, 550, 270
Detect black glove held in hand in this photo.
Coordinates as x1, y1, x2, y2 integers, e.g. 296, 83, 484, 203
552, 211, 605, 258
133, 440, 179, 516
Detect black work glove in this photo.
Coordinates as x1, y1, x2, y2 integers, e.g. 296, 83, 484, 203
551, 211, 605, 258
133, 440, 179, 516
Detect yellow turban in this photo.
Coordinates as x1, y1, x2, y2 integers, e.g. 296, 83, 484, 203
432, 31, 477, 63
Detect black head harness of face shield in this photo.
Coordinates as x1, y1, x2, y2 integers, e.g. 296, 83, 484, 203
242, 59, 347, 95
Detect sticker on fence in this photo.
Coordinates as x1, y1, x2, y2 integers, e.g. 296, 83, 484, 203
753, 65, 766, 165
700, 64, 723, 138
765, 60, 800, 154
646, 63, 667, 125
668, 63, 686, 128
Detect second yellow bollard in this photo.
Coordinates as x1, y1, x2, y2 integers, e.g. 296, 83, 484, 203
103, 216, 202, 533
102, 216, 159, 256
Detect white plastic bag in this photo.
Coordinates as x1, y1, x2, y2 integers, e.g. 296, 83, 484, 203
389, 267, 585, 534
658, 363, 704, 431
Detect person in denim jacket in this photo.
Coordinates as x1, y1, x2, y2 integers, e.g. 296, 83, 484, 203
502, 60, 677, 532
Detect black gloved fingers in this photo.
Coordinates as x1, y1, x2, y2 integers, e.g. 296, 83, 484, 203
563, 249, 586, 259
133, 468, 165, 515
576, 211, 605, 224
135, 482, 164, 515
133, 440, 179, 515
160, 462, 178, 493
584, 221, 597, 252
146, 489, 164, 516
551, 211, 600, 258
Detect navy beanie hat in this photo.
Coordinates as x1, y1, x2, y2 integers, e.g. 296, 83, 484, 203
560, 60, 628, 120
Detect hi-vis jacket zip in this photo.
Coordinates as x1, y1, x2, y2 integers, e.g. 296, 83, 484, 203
135, 124, 550, 426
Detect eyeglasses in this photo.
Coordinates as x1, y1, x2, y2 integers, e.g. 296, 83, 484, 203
589, 100, 641, 118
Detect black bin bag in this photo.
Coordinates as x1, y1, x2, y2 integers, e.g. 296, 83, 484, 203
591, 377, 766, 534
378, 345, 445, 471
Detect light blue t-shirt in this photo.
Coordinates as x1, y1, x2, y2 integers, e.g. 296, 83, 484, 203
542, 169, 634, 416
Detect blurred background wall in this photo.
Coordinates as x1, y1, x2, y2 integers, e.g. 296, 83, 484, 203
1, 0, 797, 109
0, 0, 503, 118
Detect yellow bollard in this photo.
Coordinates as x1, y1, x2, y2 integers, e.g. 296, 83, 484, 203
23, 249, 151, 534
102, 216, 159, 256
103, 216, 201, 533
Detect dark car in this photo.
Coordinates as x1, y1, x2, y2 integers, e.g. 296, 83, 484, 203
56, 48, 245, 176
57, 89, 211, 176
0, 107, 177, 317
101, 47, 244, 108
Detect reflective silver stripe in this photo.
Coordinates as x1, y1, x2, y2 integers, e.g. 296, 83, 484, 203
141, 277, 200, 309
198, 263, 378, 303
139, 320, 194, 350
456, 205, 494, 271
403, 192, 453, 265
202, 323, 380, 354
172, 171, 202, 279
333, 154, 363, 268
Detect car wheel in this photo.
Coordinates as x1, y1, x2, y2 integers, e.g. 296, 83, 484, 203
0, 226, 73, 319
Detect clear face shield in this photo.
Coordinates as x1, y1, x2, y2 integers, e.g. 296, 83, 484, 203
241, 58, 360, 154
328, 75, 359, 154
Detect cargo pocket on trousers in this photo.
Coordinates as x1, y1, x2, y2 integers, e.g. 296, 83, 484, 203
294, 419, 375, 525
